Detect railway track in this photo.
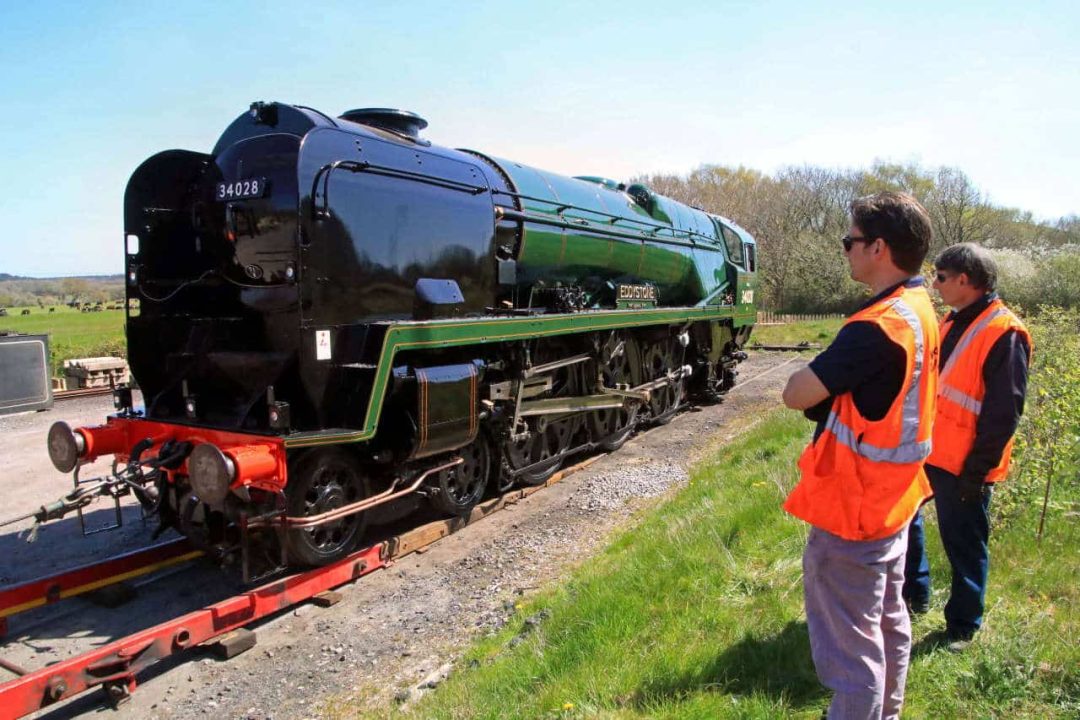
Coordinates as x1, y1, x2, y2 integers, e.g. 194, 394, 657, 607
53, 387, 114, 402
0, 459, 605, 719
0, 355, 800, 719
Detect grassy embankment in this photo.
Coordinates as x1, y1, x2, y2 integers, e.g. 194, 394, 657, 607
0, 306, 125, 377
750, 317, 843, 348
369, 314, 1078, 719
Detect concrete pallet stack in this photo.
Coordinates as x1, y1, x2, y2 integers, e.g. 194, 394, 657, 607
64, 357, 129, 390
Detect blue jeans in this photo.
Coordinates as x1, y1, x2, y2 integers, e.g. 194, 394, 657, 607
903, 465, 993, 637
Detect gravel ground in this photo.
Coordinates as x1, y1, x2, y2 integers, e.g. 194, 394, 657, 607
0, 390, 161, 587
1, 352, 804, 720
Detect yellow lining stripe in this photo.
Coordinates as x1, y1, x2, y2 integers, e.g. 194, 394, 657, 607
0, 550, 203, 619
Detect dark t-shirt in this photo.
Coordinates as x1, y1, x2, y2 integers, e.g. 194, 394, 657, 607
805, 279, 922, 438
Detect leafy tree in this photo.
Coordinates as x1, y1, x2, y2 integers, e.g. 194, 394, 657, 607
636, 160, 1078, 313
60, 278, 91, 304
1000, 308, 1080, 536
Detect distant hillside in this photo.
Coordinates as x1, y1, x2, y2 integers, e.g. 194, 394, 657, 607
1, 274, 124, 282
0, 276, 125, 307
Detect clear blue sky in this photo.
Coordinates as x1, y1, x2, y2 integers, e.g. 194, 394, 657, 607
1, 0, 1076, 277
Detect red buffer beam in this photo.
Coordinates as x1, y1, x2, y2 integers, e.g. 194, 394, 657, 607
0, 544, 386, 719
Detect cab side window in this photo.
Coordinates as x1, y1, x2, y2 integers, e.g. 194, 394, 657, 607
744, 243, 756, 272
720, 224, 745, 266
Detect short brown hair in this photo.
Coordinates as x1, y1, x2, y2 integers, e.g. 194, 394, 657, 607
849, 192, 933, 274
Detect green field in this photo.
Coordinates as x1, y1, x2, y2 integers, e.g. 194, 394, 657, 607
750, 317, 844, 348
0, 306, 126, 376
360, 312, 1079, 720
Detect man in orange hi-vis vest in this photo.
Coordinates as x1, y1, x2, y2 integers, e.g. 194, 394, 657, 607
902, 243, 1031, 651
783, 192, 939, 720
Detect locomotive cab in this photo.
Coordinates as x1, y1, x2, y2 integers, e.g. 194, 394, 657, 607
124, 109, 317, 434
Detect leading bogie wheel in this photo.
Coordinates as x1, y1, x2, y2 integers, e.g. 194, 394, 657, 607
284, 448, 370, 567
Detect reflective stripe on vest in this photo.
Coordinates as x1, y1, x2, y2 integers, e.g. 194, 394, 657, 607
941, 306, 1010, 380
822, 297, 932, 465
940, 384, 982, 414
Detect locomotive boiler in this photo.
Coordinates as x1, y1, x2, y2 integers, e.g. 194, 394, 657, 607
40, 102, 757, 572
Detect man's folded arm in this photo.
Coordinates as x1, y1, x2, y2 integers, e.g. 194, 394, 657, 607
784, 366, 831, 410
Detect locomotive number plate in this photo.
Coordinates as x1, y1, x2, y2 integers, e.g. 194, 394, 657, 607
216, 177, 268, 201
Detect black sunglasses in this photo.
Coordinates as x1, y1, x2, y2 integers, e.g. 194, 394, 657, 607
841, 234, 873, 252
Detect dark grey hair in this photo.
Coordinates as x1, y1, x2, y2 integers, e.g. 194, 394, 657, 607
934, 243, 998, 291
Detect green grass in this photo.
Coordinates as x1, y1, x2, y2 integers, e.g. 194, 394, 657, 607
0, 306, 126, 376
366, 409, 1078, 719
751, 318, 843, 348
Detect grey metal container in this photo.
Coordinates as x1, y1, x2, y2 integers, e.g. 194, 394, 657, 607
0, 333, 53, 415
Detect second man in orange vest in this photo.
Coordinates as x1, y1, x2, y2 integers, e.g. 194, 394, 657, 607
903, 243, 1032, 649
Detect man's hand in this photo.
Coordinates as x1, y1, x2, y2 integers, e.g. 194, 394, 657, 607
783, 366, 831, 410
958, 475, 988, 504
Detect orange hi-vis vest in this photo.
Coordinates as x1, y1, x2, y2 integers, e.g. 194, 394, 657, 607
784, 283, 940, 541
927, 298, 1032, 482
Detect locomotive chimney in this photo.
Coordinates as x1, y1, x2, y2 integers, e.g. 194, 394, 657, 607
339, 108, 428, 139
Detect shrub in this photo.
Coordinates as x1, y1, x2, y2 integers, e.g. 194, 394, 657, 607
996, 306, 1080, 530
998, 251, 1080, 313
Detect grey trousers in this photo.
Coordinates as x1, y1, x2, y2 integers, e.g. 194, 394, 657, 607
803, 526, 911, 720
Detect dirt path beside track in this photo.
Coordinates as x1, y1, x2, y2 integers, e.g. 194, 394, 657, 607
0, 352, 805, 720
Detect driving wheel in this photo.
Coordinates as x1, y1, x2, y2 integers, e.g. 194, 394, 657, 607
590, 332, 642, 451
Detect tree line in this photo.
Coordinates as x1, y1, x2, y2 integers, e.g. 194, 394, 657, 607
0, 277, 125, 309
635, 161, 1080, 313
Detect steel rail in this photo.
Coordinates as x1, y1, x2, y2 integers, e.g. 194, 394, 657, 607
53, 387, 114, 401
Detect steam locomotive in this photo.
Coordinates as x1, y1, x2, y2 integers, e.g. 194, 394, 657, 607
43, 102, 757, 573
